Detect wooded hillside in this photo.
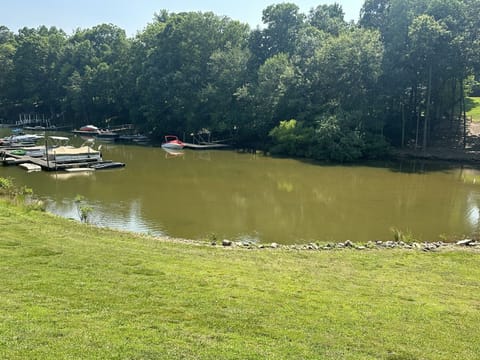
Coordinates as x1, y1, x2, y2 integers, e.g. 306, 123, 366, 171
1, 0, 479, 160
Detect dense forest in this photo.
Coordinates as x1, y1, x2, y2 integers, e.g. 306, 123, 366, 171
1, 0, 479, 161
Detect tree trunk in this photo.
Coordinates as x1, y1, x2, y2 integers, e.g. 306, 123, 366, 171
450, 78, 456, 131
461, 79, 467, 149
423, 65, 432, 152
401, 103, 405, 148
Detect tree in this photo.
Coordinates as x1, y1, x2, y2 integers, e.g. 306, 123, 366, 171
61, 24, 130, 126
308, 3, 347, 35
11, 27, 67, 120
134, 11, 250, 138
408, 14, 449, 149
260, 3, 305, 57
0, 26, 16, 121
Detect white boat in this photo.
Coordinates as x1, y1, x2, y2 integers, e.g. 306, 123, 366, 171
72, 124, 100, 135
161, 135, 185, 150
19, 163, 41, 172
46, 145, 102, 164
24, 136, 71, 157
0, 134, 43, 146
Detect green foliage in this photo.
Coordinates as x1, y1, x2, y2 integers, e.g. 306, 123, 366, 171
391, 227, 416, 243
466, 97, 480, 122
0, 177, 15, 195
308, 3, 347, 35
0, 177, 32, 198
269, 119, 315, 157
0, 177, 44, 211
311, 115, 366, 162
270, 116, 390, 162
1, 0, 479, 159
74, 195, 93, 223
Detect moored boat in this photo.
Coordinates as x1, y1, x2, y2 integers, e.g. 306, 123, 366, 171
161, 135, 185, 150
90, 161, 125, 170
19, 163, 42, 172
96, 130, 119, 140
115, 134, 149, 143
72, 125, 100, 135
46, 145, 102, 164
0, 134, 43, 146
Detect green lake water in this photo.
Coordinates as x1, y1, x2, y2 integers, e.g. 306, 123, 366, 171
2, 134, 480, 244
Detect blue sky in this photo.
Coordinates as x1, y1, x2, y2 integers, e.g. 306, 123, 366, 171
1, 0, 364, 36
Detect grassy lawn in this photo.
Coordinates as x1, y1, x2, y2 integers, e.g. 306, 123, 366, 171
467, 97, 480, 122
1, 200, 480, 359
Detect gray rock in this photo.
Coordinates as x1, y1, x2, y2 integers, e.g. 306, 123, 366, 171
344, 240, 354, 248
456, 239, 474, 246
271, 242, 279, 249
222, 239, 232, 247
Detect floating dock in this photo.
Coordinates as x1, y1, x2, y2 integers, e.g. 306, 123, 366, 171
19, 163, 41, 172
1, 152, 103, 171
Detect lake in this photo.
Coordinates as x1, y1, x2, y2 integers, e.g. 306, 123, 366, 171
2, 136, 480, 244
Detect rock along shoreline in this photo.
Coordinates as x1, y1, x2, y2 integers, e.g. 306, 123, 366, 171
154, 234, 480, 253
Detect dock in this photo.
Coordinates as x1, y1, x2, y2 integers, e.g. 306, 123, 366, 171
19, 163, 41, 172
1, 152, 103, 171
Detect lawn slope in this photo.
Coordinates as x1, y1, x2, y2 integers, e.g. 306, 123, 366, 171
1, 201, 479, 359
467, 96, 480, 122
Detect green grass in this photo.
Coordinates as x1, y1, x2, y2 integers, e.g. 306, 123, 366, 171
1, 201, 480, 359
466, 97, 480, 122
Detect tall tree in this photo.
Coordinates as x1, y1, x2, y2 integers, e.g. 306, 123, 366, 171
308, 3, 347, 35
0, 26, 16, 121
12, 26, 67, 119
134, 11, 250, 137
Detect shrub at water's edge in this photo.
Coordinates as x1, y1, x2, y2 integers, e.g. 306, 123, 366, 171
0, 177, 45, 211
269, 118, 389, 162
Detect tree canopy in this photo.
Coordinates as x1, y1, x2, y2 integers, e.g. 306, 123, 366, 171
1, 0, 479, 161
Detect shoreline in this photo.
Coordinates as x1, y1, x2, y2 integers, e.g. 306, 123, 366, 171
49, 211, 480, 253
391, 147, 480, 165
159, 235, 480, 253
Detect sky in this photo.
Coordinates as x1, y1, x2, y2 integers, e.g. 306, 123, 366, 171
0, 0, 364, 37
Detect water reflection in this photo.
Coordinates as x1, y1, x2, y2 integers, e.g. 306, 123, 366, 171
162, 148, 185, 158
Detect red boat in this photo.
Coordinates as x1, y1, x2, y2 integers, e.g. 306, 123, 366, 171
161, 135, 185, 150
73, 125, 100, 135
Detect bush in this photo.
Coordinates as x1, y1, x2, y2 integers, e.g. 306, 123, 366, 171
74, 195, 93, 223
269, 115, 389, 162
0, 177, 43, 210
269, 119, 315, 157
0, 177, 15, 196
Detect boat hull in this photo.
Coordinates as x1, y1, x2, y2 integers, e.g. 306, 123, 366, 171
161, 143, 184, 150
